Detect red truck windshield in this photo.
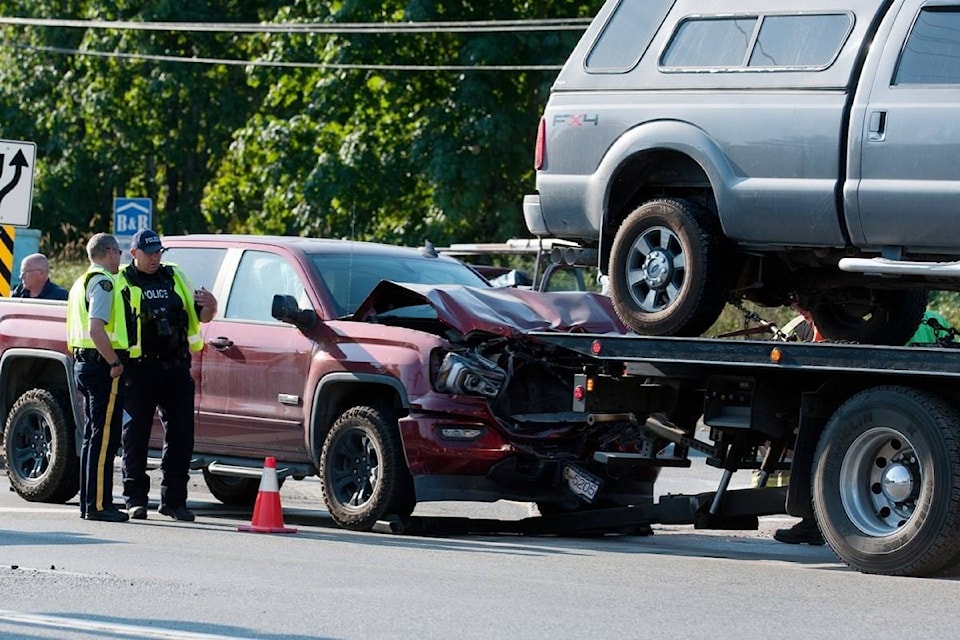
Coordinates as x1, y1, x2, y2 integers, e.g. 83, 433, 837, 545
309, 253, 489, 316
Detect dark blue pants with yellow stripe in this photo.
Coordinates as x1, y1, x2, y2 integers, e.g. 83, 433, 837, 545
75, 358, 125, 516
122, 357, 195, 510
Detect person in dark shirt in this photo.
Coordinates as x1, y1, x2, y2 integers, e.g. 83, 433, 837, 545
120, 229, 217, 522
770, 304, 825, 545
12, 253, 69, 300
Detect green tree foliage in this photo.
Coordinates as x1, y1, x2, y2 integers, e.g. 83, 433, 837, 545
205, 0, 601, 246
0, 0, 602, 252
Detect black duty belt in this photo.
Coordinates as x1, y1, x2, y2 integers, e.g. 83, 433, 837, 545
136, 351, 185, 362
73, 348, 129, 363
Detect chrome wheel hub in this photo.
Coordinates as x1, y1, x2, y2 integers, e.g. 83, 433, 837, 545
642, 250, 671, 288
881, 462, 914, 503
840, 427, 920, 536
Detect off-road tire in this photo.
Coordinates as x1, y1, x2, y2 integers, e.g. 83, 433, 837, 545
320, 405, 415, 531
2, 388, 79, 503
813, 386, 960, 576
609, 198, 730, 336
202, 470, 262, 506
811, 289, 927, 346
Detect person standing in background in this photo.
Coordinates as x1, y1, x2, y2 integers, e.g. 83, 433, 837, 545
12, 253, 69, 300
769, 304, 825, 545
779, 304, 823, 343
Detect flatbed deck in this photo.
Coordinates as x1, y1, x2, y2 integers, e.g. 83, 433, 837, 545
529, 332, 960, 378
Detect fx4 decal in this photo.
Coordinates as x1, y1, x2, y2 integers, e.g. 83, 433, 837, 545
553, 114, 599, 127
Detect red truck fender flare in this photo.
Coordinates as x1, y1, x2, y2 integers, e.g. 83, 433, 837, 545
0, 348, 83, 454
308, 372, 411, 466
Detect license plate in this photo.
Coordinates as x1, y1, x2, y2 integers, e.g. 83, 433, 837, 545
562, 463, 602, 503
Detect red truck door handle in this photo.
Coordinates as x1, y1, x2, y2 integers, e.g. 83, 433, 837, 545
208, 336, 234, 350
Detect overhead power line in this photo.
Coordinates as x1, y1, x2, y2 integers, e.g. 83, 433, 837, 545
2, 41, 565, 71
0, 16, 591, 34
0, 16, 586, 71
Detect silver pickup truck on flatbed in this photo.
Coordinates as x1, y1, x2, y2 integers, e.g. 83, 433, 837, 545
525, 0, 960, 345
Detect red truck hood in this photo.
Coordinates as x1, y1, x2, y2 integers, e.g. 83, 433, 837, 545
354, 281, 628, 337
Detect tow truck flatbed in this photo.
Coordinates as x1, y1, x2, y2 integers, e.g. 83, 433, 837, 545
509, 332, 960, 577
529, 333, 960, 378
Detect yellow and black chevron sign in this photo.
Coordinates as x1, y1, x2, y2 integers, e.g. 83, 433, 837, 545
0, 226, 15, 296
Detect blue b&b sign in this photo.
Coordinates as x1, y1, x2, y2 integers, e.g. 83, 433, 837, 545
113, 197, 152, 239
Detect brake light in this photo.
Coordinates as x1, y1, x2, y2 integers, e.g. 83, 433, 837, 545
534, 117, 546, 170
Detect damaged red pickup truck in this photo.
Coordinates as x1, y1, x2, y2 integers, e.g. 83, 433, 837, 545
1, 234, 643, 530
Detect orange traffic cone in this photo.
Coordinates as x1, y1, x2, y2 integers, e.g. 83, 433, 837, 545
238, 457, 297, 534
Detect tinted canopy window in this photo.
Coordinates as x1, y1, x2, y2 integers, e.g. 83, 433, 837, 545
895, 8, 960, 85
662, 17, 756, 68
749, 15, 851, 68
585, 0, 674, 72
662, 13, 850, 70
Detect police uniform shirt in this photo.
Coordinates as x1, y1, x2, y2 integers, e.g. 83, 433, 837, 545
130, 266, 186, 356
86, 274, 114, 324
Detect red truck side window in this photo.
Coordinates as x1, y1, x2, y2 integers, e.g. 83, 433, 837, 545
226, 251, 308, 322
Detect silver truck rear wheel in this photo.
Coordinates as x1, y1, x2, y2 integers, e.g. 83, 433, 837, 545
813, 386, 960, 576
609, 199, 729, 336
2, 388, 79, 503
811, 289, 927, 345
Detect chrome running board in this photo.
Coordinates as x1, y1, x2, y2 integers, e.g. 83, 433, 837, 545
838, 257, 960, 278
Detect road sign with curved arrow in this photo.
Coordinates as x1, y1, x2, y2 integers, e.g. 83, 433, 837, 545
0, 139, 37, 228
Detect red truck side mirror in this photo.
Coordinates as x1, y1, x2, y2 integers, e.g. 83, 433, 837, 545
271, 294, 317, 330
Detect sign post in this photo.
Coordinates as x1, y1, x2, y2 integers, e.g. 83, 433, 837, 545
0, 226, 14, 297
113, 197, 152, 256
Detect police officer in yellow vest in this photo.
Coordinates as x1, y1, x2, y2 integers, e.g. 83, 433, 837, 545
120, 229, 217, 522
66, 233, 140, 522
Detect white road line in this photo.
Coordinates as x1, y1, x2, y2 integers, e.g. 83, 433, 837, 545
0, 506, 76, 514
0, 609, 249, 640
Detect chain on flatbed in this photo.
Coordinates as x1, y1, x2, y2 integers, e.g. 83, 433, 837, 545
726, 298, 960, 348
727, 298, 792, 342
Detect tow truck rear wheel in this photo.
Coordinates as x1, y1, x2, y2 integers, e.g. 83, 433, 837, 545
320, 405, 415, 531
2, 388, 79, 503
813, 386, 960, 576
609, 198, 730, 336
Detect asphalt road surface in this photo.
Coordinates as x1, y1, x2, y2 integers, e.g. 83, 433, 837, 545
1, 459, 959, 639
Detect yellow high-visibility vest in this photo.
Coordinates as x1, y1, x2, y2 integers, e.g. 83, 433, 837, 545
119, 263, 203, 353
67, 266, 142, 357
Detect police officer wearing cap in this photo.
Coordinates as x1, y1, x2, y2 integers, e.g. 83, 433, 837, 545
120, 229, 217, 521
66, 233, 140, 522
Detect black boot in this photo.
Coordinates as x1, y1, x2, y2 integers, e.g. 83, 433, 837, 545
773, 518, 824, 545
